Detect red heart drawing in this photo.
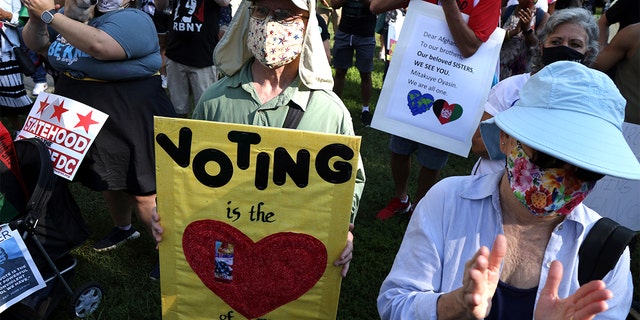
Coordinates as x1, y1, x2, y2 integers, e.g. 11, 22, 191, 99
432, 99, 463, 124
182, 220, 327, 319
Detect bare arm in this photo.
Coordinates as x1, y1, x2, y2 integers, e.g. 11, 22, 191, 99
0, 8, 15, 22
23, 0, 126, 60
440, 0, 482, 57
22, 17, 50, 56
592, 24, 640, 72
547, 1, 555, 14
597, 13, 610, 47
370, 0, 408, 14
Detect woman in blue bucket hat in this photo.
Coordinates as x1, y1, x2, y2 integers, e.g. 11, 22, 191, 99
378, 61, 639, 319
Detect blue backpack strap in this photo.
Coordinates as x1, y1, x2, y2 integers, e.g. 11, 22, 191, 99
501, 5, 516, 26
534, 7, 544, 30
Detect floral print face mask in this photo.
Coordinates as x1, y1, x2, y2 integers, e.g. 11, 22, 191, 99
506, 142, 595, 217
247, 15, 305, 69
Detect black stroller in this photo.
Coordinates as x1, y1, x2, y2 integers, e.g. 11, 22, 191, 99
0, 135, 103, 319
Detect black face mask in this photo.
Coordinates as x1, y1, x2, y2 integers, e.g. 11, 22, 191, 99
542, 46, 586, 65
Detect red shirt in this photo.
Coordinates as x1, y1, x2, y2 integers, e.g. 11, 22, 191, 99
422, 0, 501, 42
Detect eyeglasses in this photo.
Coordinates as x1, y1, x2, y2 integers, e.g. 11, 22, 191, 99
248, 5, 309, 24
520, 142, 605, 181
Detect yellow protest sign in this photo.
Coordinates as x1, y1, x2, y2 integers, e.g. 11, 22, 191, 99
154, 117, 360, 320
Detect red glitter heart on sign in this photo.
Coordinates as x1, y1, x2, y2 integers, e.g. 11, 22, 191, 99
182, 220, 327, 319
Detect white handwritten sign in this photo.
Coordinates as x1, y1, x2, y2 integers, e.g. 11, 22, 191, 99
583, 123, 640, 230
386, 9, 405, 59
371, 1, 504, 157
0, 224, 46, 312
15, 93, 108, 180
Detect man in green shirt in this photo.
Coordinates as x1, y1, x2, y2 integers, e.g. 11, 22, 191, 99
191, 0, 365, 277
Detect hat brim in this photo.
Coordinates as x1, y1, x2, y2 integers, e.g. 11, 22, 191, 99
492, 106, 640, 180
479, 118, 505, 161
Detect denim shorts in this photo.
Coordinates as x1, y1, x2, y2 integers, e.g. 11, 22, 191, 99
332, 30, 376, 73
389, 135, 450, 170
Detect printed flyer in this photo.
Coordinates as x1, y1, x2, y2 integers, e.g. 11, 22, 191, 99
386, 9, 406, 60
155, 117, 360, 320
15, 93, 108, 180
371, 1, 504, 157
0, 224, 46, 313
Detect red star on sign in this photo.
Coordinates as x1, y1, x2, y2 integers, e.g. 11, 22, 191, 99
49, 100, 68, 122
37, 96, 51, 114
74, 110, 99, 133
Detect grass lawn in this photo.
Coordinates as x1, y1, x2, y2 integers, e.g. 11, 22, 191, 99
4, 40, 638, 320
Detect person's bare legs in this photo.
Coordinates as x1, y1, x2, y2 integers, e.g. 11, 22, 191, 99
103, 190, 156, 231
95, 190, 156, 251
103, 190, 134, 227
390, 152, 411, 201
333, 68, 347, 97
94, 190, 140, 251
360, 71, 372, 107
416, 166, 440, 205
331, 7, 341, 33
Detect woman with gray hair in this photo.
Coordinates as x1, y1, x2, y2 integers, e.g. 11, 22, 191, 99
471, 7, 599, 175
530, 7, 600, 73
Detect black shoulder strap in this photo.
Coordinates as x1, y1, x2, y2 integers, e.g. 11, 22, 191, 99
578, 217, 636, 286
282, 92, 310, 129
283, 105, 304, 129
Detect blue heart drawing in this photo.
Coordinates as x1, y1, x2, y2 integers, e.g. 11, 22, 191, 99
407, 90, 435, 116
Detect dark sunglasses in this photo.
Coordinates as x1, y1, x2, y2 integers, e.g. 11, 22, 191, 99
530, 147, 605, 182
248, 5, 308, 24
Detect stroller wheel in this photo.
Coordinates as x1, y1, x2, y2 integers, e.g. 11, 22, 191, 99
70, 282, 104, 318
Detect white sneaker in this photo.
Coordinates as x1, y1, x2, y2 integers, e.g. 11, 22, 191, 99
161, 75, 167, 89
32, 82, 48, 96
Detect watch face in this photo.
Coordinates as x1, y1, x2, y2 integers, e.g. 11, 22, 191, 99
41, 10, 54, 24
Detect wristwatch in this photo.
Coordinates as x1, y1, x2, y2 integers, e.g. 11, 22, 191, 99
524, 28, 534, 35
40, 9, 57, 24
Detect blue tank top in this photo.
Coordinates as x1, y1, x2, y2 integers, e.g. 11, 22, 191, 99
485, 280, 537, 319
